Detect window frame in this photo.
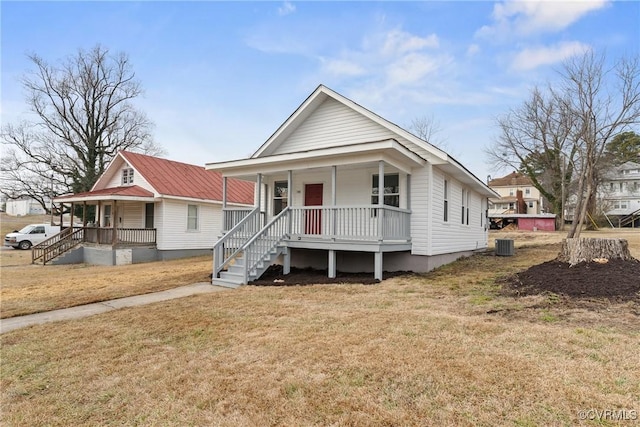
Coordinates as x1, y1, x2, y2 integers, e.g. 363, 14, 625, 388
273, 181, 288, 215
122, 168, 135, 185
371, 173, 400, 207
443, 179, 449, 222
187, 204, 199, 231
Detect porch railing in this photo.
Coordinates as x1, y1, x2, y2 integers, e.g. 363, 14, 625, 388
289, 205, 411, 241
223, 208, 255, 231
213, 207, 262, 278
32, 227, 157, 264
243, 207, 290, 282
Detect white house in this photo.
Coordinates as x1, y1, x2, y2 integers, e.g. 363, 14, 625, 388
46, 151, 254, 265
600, 160, 640, 227
206, 85, 498, 286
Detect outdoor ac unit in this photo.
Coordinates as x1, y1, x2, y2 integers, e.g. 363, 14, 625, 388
495, 239, 515, 256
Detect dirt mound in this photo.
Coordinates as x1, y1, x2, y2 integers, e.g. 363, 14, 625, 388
504, 258, 640, 301
250, 265, 406, 286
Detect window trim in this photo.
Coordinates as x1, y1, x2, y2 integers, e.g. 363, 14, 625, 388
443, 179, 449, 222
187, 204, 199, 231
273, 180, 288, 215
122, 168, 134, 185
371, 173, 400, 207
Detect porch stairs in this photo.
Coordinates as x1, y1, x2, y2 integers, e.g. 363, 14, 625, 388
32, 228, 84, 265
212, 207, 290, 288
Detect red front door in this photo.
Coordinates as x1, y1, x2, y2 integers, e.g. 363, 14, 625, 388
304, 183, 323, 235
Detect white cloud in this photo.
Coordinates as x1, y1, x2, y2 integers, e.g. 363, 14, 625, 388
467, 44, 480, 56
386, 53, 445, 86
321, 58, 366, 77
278, 1, 296, 16
477, 0, 609, 39
510, 41, 591, 71
380, 30, 439, 55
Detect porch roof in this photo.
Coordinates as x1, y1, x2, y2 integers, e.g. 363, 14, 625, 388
205, 139, 426, 179
54, 185, 155, 203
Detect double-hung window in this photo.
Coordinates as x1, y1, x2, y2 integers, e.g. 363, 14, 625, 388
371, 174, 400, 207
443, 179, 449, 222
461, 188, 469, 225
273, 181, 288, 215
187, 204, 198, 231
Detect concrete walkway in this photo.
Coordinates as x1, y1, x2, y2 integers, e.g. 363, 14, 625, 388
0, 283, 229, 334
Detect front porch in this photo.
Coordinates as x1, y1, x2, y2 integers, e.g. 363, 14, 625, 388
211, 149, 421, 285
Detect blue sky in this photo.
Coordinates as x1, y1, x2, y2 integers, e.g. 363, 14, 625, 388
2, 1, 639, 182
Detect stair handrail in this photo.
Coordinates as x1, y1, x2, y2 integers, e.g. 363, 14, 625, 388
213, 207, 261, 278
619, 207, 640, 227
32, 226, 84, 265
241, 207, 290, 283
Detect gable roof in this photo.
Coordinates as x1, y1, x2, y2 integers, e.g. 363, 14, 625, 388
119, 151, 253, 204
57, 151, 254, 205
211, 84, 496, 197
488, 172, 532, 187
252, 85, 449, 165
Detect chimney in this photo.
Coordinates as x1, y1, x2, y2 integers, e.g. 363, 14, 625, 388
516, 190, 526, 214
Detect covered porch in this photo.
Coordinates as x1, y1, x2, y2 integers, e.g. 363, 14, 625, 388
209, 139, 426, 282
40, 187, 158, 265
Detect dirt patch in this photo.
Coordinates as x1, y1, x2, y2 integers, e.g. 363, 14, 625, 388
503, 258, 640, 301
249, 265, 406, 286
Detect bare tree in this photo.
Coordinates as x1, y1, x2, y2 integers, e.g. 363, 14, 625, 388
488, 51, 640, 239
1, 45, 163, 212
486, 87, 578, 229
562, 52, 640, 238
408, 114, 449, 150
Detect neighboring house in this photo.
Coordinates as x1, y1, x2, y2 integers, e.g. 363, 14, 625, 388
48, 151, 254, 265
488, 172, 543, 215
206, 85, 498, 287
486, 172, 555, 231
599, 161, 640, 227
5, 198, 49, 216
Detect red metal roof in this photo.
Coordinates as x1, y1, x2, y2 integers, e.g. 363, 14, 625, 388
488, 172, 532, 187
56, 185, 154, 200
120, 151, 254, 204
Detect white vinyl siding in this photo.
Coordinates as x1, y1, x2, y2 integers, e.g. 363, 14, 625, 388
119, 202, 144, 228
429, 168, 488, 255
409, 165, 430, 255
270, 98, 399, 156
104, 162, 154, 193
155, 200, 222, 250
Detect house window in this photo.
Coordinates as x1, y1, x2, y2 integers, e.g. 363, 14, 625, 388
525, 188, 531, 195
509, 188, 514, 196
528, 201, 534, 208
443, 179, 449, 222
122, 168, 134, 185
461, 189, 469, 225
371, 174, 400, 207
187, 204, 198, 231
273, 181, 288, 215
610, 182, 615, 191
104, 205, 112, 227
620, 182, 624, 192
145, 203, 154, 229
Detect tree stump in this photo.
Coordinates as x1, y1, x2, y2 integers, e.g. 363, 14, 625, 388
558, 238, 635, 266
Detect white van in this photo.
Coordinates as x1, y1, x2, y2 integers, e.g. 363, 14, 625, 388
4, 224, 61, 250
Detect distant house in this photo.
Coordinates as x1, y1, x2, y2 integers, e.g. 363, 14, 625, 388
599, 161, 640, 227
5, 198, 49, 216
487, 172, 555, 231
46, 151, 254, 265
206, 85, 498, 287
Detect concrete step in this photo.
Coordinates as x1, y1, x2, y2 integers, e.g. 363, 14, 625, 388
219, 271, 245, 285
211, 277, 242, 289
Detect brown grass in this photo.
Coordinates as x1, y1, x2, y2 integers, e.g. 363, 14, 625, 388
1, 230, 639, 426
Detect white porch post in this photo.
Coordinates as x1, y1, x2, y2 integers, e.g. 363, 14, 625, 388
328, 249, 336, 279
256, 173, 262, 209
331, 165, 337, 240
222, 177, 227, 209
283, 169, 292, 275
378, 160, 384, 242
374, 251, 383, 281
